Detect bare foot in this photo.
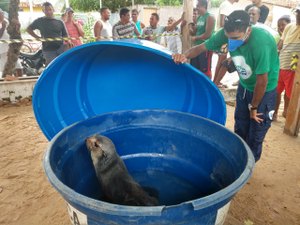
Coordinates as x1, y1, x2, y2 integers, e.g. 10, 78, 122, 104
232, 81, 239, 86
217, 83, 228, 89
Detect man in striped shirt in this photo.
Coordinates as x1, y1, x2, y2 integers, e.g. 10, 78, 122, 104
274, 5, 300, 120
112, 8, 140, 39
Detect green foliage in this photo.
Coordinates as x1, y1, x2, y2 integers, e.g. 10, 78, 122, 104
81, 15, 96, 43
69, 0, 156, 12
210, 0, 222, 7
69, 0, 99, 12
156, 0, 183, 6
0, 1, 9, 12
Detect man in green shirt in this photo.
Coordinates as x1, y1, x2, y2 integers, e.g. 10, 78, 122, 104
173, 10, 279, 162
189, 0, 215, 79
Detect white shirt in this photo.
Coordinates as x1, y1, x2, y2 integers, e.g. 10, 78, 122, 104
98, 19, 112, 40
217, 0, 236, 28
160, 29, 182, 54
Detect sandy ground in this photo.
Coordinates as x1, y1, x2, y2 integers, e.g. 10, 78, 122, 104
0, 103, 299, 225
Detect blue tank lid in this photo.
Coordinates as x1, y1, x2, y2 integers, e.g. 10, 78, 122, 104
33, 40, 226, 140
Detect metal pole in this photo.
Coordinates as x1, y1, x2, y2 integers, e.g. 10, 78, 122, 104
100, 0, 102, 8
65, 0, 70, 8
29, 0, 33, 22
132, 0, 134, 7
29, 0, 33, 14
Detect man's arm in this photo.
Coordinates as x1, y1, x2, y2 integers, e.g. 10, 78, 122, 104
277, 39, 283, 52
112, 26, 119, 39
26, 26, 41, 39
165, 13, 184, 32
74, 21, 84, 37
192, 15, 215, 42
172, 43, 207, 64
189, 23, 197, 35
219, 14, 226, 28
62, 22, 68, 37
94, 21, 103, 40
250, 73, 268, 123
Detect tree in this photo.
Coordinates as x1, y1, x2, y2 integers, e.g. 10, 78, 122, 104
69, 0, 157, 12
156, 0, 183, 6
3, 0, 22, 78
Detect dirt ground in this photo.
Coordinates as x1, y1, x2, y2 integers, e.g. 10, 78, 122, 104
0, 103, 299, 225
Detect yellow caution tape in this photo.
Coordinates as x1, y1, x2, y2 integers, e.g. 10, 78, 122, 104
0, 33, 181, 44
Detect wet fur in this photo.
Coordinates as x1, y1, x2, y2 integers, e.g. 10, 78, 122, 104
86, 134, 158, 206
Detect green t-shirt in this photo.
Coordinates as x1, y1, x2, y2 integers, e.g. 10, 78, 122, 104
195, 12, 214, 45
205, 26, 279, 92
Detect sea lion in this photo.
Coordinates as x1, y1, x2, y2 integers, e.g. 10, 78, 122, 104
86, 134, 159, 206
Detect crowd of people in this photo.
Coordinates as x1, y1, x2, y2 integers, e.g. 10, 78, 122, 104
1, 1, 299, 161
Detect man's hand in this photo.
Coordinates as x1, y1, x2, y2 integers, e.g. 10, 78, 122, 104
250, 109, 264, 123
172, 53, 188, 64
191, 36, 197, 42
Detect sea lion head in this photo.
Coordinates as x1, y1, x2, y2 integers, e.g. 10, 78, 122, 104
86, 134, 117, 166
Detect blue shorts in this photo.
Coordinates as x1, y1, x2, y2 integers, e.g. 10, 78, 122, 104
234, 84, 277, 162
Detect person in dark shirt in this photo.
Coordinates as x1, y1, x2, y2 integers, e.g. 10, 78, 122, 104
245, 0, 269, 23
26, 2, 70, 65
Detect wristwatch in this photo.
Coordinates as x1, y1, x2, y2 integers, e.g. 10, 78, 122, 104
248, 104, 258, 111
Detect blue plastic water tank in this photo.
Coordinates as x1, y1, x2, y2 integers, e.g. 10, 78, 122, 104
34, 41, 252, 225
33, 40, 226, 140
44, 110, 255, 225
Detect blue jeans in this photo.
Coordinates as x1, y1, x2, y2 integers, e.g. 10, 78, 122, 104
234, 84, 277, 162
43, 45, 65, 66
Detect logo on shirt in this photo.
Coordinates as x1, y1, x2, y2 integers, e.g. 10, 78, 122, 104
197, 21, 205, 26
232, 56, 252, 79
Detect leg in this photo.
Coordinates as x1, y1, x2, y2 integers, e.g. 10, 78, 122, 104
234, 85, 250, 141
273, 92, 282, 121
247, 89, 277, 161
43, 50, 57, 66
190, 51, 212, 80
273, 69, 285, 120
43, 45, 65, 66
283, 70, 295, 117
282, 93, 289, 118
204, 51, 213, 79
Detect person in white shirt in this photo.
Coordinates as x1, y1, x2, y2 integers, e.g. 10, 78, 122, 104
248, 6, 277, 37
94, 7, 113, 41
161, 17, 182, 54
